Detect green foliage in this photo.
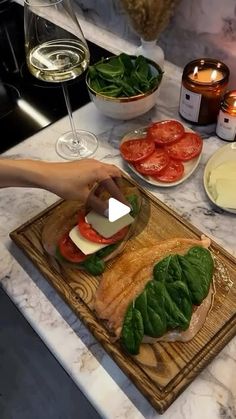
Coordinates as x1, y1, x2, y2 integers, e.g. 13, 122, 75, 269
87, 53, 163, 98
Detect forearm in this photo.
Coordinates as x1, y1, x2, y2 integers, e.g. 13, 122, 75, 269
0, 158, 123, 204
0, 159, 47, 189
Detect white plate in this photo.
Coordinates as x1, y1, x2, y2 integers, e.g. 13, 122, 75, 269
203, 142, 236, 214
120, 123, 202, 188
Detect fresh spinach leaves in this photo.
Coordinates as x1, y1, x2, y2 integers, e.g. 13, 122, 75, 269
121, 246, 214, 355
87, 53, 163, 98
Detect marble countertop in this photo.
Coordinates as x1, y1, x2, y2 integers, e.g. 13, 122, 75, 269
1, 10, 236, 419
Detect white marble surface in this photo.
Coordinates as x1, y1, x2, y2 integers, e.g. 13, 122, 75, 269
1, 11, 236, 419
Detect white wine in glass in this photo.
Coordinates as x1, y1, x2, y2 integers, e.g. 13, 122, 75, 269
24, 0, 98, 160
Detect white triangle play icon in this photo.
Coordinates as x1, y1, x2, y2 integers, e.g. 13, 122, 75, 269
108, 198, 131, 222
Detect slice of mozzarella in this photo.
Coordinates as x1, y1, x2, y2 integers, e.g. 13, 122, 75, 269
69, 226, 108, 255
85, 210, 134, 238
215, 178, 236, 209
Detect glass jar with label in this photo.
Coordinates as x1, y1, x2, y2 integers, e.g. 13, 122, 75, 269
179, 58, 230, 125
216, 90, 236, 142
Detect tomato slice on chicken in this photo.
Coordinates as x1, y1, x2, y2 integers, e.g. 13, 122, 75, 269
152, 159, 184, 183
165, 132, 203, 161
58, 233, 87, 263
147, 120, 185, 145
78, 211, 128, 244
134, 149, 169, 175
120, 138, 155, 163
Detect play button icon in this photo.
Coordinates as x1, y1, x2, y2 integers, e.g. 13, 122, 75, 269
108, 198, 131, 222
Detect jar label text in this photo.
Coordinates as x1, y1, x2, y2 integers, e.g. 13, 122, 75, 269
216, 110, 236, 141
179, 86, 202, 122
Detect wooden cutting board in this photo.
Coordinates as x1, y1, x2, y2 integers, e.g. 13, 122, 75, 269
10, 175, 236, 414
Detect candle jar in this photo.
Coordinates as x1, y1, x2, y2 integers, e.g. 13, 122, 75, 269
216, 90, 236, 142
179, 58, 230, 125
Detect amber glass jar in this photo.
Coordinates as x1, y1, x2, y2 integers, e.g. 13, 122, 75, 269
179, 58, 230, 125
216, 90, 236, 141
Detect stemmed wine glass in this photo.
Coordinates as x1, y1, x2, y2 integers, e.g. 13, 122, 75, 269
24, 0, 98, 160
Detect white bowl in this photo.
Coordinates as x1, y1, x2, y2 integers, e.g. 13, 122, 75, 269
86, 56, 163, 120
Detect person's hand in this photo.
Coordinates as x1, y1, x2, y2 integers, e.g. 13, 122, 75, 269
0, 158, 127, 215
43, 159, 126, 214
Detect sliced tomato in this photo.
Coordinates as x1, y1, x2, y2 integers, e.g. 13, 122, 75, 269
58, 233, 87, 263
152, 159, 184, 183
78, 211, 128, 244
165, 132, 203, 161
134, 149, 169, 175
147, 120, 185, 145
120, 138, 155, 163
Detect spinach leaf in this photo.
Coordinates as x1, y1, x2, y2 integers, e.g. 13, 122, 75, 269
126, 194, 140, 217
95, 59, 124, 78
178, 246, 214, 305
121, 304, 144, 355
186, 246, 214, 283
113, 78, 136, 96
81, 254, 105, 276
166, 281, 192, 322
164, 282, 192, 330
135, 55, 150, 79
119, 53, 134, 75
81, 243, 119, 276
153, 254, 182, 283
135, 281, 166, 337
88, 65, 98, 80
98, 85, 123, 97
96, 242, 119, 259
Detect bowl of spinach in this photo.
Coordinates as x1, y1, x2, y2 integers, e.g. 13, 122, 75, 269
86, 53, 163, 120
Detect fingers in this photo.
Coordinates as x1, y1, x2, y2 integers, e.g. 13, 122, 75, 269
86, 193, 108, 216
99, 178, 128, 205
98, 163, 122, 180
94, 164, 126, 202
80, 161, 126, 216
86, 177, 129, 216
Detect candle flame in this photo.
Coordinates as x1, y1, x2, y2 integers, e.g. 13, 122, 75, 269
211, 69, 217, 82
193, 66, 198, 77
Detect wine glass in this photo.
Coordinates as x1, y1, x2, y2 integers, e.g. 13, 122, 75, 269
24, 0, 98, 160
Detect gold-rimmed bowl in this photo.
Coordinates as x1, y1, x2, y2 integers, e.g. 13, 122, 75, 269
86, 55, 163, 120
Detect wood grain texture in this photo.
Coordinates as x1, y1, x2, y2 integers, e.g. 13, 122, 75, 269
10, 175, 236, 414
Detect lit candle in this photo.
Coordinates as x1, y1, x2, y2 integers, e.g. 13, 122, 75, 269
216, 90, 236, 142
179, 58, 230, 125
189, 67, 224, 83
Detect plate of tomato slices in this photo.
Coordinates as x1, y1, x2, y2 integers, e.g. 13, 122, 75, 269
120, 120, 203, 187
